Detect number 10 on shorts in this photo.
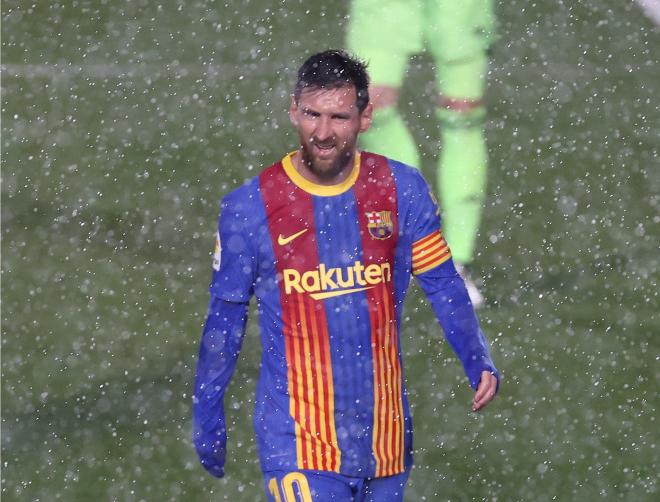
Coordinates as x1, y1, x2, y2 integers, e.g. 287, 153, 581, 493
268, 472, 312, 502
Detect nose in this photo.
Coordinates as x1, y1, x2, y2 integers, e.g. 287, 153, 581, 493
314, 117, 333, 142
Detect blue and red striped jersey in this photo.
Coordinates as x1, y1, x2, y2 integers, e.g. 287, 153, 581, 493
193, 151, 498, 478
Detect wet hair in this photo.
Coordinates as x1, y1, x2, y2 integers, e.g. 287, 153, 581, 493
294, 49, 370, 112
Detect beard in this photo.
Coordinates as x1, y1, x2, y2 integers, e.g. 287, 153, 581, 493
299, 137, 355, 182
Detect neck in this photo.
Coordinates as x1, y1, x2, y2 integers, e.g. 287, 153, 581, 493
291, 149, 356, 186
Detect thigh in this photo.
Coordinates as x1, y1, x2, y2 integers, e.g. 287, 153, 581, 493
346, 0, 423, 87
264, 470, 358, 502
424, 0, 496, 63
360, 469, 410, 502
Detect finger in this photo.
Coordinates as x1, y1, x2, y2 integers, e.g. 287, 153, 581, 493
474, 374, 488, 401
472, 383, 489, 411
473, 392, 492, 411
472, 374, 496, 411
473, 382, 496, 411
473, 371, 492, 402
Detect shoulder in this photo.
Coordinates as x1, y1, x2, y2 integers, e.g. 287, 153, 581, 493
220, 157, 284, 215
391, 160, 428, 189
358, 151, 425, 187
373, 157, 439, 227
360, 151, 428, 187
221, 176, 260, 215
368, 155, 431, 202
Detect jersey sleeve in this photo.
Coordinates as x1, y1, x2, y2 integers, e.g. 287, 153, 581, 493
192, 296, 249, 477
209, 194, 257, 302
407, 172, 453, 276
402, 168, 499, 390
424, 284, 499, 389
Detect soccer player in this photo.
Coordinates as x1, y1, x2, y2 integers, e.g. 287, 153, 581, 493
193, 50, 499, 501
347, 0, 496, 306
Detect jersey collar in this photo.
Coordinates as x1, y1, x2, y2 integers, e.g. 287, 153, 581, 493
281, 150, 361, 197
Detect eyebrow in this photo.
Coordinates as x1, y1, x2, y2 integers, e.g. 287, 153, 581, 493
301, 107, 351, 119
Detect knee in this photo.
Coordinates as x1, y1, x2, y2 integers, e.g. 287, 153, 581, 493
436, 96, 484, 113
436, 96, 486, 128
370, 85, 401, 110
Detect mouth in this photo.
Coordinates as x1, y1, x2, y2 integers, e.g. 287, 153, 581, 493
312, 141, 336, 157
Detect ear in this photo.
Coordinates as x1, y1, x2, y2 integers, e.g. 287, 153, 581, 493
359, 101, 373, 133
289, 95, 299, 127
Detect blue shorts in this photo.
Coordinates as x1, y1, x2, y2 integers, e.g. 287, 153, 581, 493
264, 469, 410, 502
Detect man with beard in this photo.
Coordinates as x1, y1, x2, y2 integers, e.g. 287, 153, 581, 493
192, 49, 499, 501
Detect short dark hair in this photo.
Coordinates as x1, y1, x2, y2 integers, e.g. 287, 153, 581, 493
294, 49, 370, 112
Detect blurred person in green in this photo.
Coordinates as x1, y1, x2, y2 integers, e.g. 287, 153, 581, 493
347, 0, 496, 307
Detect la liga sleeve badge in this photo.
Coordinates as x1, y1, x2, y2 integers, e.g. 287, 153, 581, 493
212, 231, 221, 271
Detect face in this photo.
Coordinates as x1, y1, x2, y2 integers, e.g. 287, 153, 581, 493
289, 85, 372, 182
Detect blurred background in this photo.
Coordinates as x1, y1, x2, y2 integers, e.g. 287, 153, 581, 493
2, 1, 658, 500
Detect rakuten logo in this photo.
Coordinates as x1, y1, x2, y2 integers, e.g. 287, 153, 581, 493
283, 261, 392, 300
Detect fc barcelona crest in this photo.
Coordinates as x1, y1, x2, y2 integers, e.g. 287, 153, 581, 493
365, 211, 393, 240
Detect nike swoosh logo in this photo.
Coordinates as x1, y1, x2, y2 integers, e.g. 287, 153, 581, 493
277, 228, 308, 246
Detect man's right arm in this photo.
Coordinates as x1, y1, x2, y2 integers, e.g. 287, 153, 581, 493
192, 296, 248, 478
192, 192, 257, 477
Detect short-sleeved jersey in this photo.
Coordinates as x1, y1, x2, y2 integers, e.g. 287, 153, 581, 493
212, 151, 455, 478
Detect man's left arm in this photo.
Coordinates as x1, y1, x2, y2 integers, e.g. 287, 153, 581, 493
404, 168, 499, 411
417, 266, 499, 411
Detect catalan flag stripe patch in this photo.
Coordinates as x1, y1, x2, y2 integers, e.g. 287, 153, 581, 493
412, 230, 452, 275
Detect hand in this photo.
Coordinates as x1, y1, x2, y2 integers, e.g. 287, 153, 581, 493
472, 370, 498, 412
202, 460, 225, 478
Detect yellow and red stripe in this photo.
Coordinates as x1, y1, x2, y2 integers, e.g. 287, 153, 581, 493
260, 163, 341, 472
283, 292, 339, 471
412, 230, 451, 275
354, 152, 406, 477
366, 282, 405, 476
